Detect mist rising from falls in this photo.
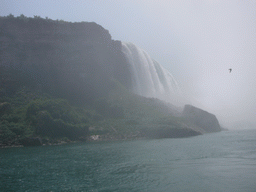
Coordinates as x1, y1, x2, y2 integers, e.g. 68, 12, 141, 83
122, 42, 183, 105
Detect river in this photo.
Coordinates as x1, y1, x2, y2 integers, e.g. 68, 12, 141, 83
1, 129, 256, 191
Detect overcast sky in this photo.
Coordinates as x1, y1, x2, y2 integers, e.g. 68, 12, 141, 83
1, 0, 256, 128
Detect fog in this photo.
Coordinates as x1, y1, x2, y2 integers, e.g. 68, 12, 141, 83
1, 0, 256, 128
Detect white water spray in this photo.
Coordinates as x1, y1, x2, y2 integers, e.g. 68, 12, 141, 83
122, 42, 183, 105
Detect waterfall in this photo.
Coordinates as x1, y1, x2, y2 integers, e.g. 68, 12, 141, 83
121, 42, 182, 104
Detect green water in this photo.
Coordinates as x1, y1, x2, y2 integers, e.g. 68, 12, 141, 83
1, 129, 256, 192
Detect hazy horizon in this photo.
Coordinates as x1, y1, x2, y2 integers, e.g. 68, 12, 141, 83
1, 0, 255, 129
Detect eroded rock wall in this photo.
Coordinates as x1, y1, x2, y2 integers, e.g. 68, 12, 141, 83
182, 105, 221, 133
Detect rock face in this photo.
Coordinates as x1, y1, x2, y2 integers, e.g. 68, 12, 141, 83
0, 16, 132, 102
182, 105, 221, 133
20, 137, 43, 147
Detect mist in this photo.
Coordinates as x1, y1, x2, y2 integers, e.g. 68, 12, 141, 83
1, 0, 256, 128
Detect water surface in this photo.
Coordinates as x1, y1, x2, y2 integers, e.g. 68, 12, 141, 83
1, 129, 256, 191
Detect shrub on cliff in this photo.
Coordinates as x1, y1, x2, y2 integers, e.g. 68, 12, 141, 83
25, 98, 92, 140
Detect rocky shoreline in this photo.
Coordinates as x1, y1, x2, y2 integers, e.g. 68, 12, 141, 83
1, 127, 203, 148
0, 136, 136, 148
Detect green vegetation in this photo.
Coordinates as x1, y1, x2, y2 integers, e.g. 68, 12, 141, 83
0, 15, 201, 147
0, 88, 97, 146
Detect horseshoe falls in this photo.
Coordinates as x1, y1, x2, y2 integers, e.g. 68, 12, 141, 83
122, 42, 182, 104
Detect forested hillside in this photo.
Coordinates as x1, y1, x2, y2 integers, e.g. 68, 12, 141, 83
0, 15, 203, 147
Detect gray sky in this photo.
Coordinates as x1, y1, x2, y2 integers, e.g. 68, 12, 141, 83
1, 0, 256, 128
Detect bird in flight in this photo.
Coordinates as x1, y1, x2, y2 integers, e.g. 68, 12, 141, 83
229, 68, 232, 73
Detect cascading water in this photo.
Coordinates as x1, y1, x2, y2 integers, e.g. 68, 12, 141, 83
122, 42, 182, 104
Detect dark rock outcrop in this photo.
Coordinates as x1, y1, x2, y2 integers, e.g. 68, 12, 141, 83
20, 137, 42, 146
182, 105, 221, 133
142, 126, 202, 139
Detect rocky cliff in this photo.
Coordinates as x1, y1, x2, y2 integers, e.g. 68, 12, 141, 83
0, 16, 220, 147
182, 104, 221, 133
0, 16, 132, 103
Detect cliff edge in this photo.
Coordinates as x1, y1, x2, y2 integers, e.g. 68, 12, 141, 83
182, 105, 221, 133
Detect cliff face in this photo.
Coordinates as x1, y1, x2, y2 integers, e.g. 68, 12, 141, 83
0, 16, 132, 104
0, 16, 222, 147
182, 105, 221, 133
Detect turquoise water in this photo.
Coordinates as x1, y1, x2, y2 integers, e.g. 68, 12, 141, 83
1, 129, 256, 192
